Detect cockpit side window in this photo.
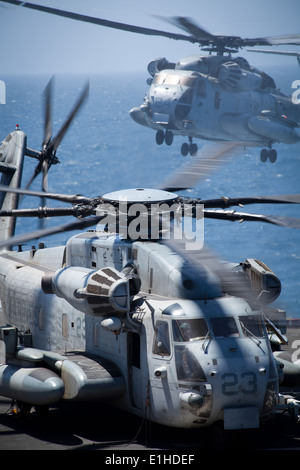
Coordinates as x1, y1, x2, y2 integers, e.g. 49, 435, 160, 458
152, 321, 171, 356
210, 316, 239, 337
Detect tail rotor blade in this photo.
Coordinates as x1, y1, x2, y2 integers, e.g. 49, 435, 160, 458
43, 76, 53, 148
24, 160, 43, 192
49, 80, 89, 154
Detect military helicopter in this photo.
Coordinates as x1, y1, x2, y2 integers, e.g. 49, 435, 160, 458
2, 0, 300, 160
0, 77, 300, 434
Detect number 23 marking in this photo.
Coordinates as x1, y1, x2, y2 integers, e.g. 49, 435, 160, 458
221, 371, 257, 395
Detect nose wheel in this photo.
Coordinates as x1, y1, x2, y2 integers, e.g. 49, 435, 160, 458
260, 148, 277, 163
155, 130, 174, 146
155, 131, 198, 156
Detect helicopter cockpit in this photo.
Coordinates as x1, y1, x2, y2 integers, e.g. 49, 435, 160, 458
151, 299, 272, 377
149, 298, 277, 427
147, 70, 207, 129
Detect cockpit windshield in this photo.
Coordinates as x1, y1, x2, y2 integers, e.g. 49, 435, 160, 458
153, 73, 197, 88
172, 318, 208, 342
209, 314, 265, 339
210, 316, 239, 338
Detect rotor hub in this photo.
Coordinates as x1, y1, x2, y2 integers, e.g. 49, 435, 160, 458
101, 188, 178, 205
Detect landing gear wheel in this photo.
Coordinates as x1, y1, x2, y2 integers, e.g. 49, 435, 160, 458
181, 142, 189, 156
155, 130, 164, 145
12, 400, 32, 415
260, 148, 268, 162
165, 130, 173, 146
190, 143, 198, 156
269, 149, 277, 163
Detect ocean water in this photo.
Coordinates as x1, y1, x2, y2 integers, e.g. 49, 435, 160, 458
0, 69, 300, 317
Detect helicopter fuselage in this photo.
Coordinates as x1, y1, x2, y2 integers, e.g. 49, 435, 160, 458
0, 232, 279, 429
130, 55, 300, 158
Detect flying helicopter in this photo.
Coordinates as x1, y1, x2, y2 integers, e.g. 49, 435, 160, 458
2, 0, 300, 161
0, 77, 300, 436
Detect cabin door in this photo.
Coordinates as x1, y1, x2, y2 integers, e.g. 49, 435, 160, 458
127, 332, 142, 410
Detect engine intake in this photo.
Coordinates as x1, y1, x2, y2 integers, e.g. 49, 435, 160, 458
42, 266, 140, 316
243, 258, 281, 305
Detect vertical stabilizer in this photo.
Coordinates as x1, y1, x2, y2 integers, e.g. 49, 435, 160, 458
0, 129, 26, 247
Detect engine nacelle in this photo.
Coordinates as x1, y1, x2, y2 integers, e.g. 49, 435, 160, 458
243, 258, 281, 305
219, 61, 263, 91
147, 57, 175, 76
42, 266, 135, 316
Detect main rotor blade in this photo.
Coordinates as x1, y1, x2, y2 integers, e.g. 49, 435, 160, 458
263, 34, 300, 46
160, 142, 241, 192
2, 2, 299, 49
0, 215, 105, 249
49, 80, 89, 154
162, 233, 255, 303
203, 209, 300, 228
164, 16, 216, 41
248, 49, 300, 58
0, 184, 93, 204
156, 16, 300, 48
1, 1, 196, 44
195, 194, 300, 209
0, 207, 77, 217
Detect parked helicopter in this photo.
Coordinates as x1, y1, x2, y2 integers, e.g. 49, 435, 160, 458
2, 1, 300, 160
0, 77, 300, 433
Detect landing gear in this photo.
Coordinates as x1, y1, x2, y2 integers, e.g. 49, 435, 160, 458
181, 137, 198, 157
155, 130, 164, 145
155, 130, 173, 146
260, 148, 277, 163
155, 131, 198, 156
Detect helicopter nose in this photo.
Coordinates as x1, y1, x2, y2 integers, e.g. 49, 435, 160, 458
151, 89, 175, 114
129, 106, 148, 126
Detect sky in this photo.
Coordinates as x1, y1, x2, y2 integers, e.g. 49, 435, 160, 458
0, 0, 300, 75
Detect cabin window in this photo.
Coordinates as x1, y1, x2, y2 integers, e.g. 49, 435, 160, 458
93, 322, 99, 347
62, 313, 68, 339
214, 91, 221, 109
39, 308, 45, 330
152, 321, 170, 356
210, 316, 239, 337
172, 319, 208, 342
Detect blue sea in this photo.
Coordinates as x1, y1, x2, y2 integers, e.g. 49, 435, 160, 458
1, 68, 300, 317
